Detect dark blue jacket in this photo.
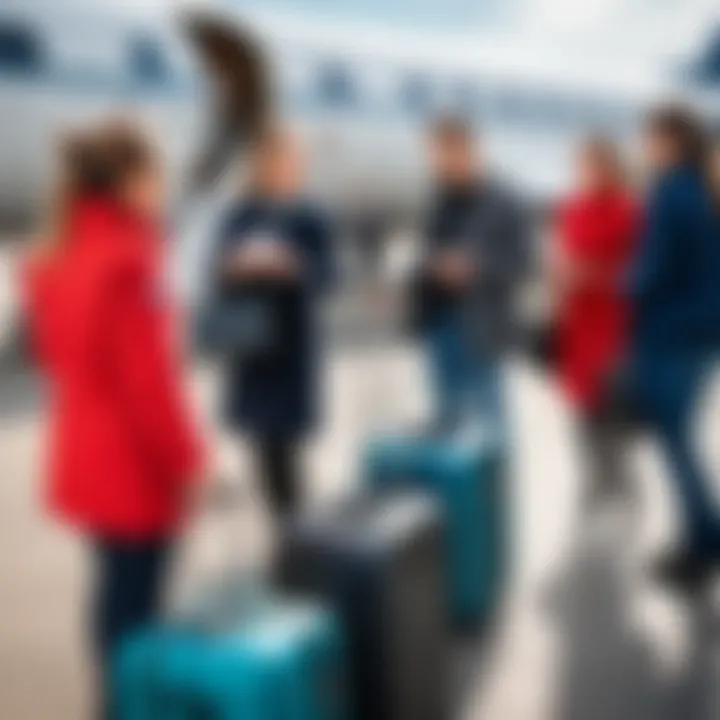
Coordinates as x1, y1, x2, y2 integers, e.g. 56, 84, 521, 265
628, 167, 720, 420
630, 166, 720, 352
213, 199, 334, 437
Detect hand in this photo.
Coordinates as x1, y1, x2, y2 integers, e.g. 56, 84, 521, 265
223, 244, 300, 280
259, 245, 301, 279
432, 249, 475, 289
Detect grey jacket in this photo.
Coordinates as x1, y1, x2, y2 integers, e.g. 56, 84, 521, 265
425, 179, 530, 356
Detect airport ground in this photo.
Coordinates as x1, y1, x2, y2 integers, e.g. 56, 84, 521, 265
0, 241, 719, 719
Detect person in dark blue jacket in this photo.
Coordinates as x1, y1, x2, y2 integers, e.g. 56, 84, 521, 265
630, 105, 720, 585
212, 127, 334, 517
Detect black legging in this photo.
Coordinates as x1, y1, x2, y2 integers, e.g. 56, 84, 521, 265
91, 537, 173, 719
253, 438, 301, 516
579, 407, 630, 500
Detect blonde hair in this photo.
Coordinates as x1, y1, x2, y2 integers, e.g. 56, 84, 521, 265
581, 135, 627, 188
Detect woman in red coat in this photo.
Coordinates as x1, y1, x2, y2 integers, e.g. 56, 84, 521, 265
23, 123, 204, 715
553, 137, 640, 507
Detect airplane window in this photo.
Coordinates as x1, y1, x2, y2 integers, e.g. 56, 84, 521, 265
697, 36, 720, 82
0, 23, 45, 74
317, 63, 355, 107
400, 75, 433, 114
707, 50, 720, 80
495, 90, 527, 123
537, 92, 569, 126
452, 80, 479, 113
129, 36, 170, 85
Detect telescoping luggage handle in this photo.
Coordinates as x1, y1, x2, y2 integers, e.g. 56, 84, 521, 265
171, 477, 277, 635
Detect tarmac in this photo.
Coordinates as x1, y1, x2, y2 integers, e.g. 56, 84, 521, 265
0, 242, 719, 719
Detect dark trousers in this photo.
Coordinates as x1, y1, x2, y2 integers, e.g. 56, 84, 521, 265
652, 362, 719, 552
253, 437, 301, 516
91, 537, 173, 718
579, 408, 630, 502
638, 352, 720, 553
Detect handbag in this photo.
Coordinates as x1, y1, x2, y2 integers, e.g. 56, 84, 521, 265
523, 318, 559, 372
196, 278, 294, 362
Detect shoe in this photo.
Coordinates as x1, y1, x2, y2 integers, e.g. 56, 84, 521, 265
650, 547, 718, 591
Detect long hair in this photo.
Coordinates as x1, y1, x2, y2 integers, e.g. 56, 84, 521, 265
39, 120, 156, 255
711, 137, 720, 206
646, 104, 713, 179
580, 135, 627, 189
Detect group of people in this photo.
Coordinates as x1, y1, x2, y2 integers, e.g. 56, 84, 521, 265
20, 102, 720, 717
552, 108, 720, 587
412, 109, 720, 593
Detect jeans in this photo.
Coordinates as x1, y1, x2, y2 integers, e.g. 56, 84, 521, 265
428, 315, 504, 435
638, 351, 720, 553
91, 537, 173, 719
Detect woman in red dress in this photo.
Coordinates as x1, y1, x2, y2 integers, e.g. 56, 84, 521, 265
23, 122, 204, 715
554, 137, 640, 507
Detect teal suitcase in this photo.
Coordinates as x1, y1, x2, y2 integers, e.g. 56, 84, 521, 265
364, 428, 507, 629
114, 592, 350, 720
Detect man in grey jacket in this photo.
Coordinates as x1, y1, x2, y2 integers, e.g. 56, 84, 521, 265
421, 117, 530, 433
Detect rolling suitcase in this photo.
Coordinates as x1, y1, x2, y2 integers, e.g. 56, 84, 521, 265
364, 427, 507, 629
114, 585, 350, 720
278, 490, 449, 720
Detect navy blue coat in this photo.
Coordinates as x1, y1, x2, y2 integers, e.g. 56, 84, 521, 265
628, 166, 720, 422
213, 199, 334, 438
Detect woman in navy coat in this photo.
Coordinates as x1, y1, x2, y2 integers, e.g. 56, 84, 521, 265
630, 106, 720, 584
212, 128, 334, 517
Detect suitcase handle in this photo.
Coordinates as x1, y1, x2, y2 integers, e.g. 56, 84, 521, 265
170, 476, 275, 633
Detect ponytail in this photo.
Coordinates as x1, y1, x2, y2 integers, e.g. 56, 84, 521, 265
39, 120, 156, 255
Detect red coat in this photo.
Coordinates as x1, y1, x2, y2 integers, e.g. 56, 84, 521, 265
24, 199, 204, 540
556, 191, 639, 410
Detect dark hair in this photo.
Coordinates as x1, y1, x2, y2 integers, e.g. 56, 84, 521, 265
431, 116, 473, 145
646, 104, 712, 175
62, 120, 156, 199
42, 120, 156, 250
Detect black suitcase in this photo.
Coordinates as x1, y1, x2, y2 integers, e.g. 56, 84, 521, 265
278, 491, 450, 720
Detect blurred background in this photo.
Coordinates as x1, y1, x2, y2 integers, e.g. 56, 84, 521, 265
1, 1, 720, 718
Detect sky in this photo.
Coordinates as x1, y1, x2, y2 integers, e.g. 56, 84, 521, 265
91, 0, 718, 60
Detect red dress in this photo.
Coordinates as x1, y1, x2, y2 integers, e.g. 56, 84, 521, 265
557, 191, 639, 411
24, 199, 204, 540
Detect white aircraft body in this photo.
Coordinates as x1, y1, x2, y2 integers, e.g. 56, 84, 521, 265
1, 0, 719, 224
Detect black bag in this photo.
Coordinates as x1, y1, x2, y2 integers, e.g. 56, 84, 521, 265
523, 318, 559, 371
196, 278, 296, 362
278, 491, 450, 720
